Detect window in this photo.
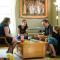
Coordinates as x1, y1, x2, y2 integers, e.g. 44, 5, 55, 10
0, 0, 16, 36
56, 0, 60, 11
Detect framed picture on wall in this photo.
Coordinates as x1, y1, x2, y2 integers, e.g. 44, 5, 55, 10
20, 0, 48, 18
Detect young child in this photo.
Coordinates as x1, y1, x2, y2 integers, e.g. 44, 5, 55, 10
48, 26, 60, 57
16, 19, 28, 40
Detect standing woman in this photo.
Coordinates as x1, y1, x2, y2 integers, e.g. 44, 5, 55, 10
0, 17, 16, 53
16, 19, 28, 40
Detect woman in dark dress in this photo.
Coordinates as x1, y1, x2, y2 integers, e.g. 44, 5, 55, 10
16, 19, 28, 40
0, 17, 16, 53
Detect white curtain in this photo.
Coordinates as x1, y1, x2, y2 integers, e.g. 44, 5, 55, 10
56, 0, 60, 11
0, 0, 16, 36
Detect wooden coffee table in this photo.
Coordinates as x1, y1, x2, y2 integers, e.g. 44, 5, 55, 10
17, 40, 48, 58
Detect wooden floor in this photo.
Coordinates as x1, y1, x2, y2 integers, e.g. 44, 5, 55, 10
23, 57, 60, 60
0, 47, 60, 60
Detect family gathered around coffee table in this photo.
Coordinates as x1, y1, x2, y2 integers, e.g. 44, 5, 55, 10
0, 17, 60, 58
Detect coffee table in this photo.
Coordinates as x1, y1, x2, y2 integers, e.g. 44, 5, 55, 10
17, 40, 48, 58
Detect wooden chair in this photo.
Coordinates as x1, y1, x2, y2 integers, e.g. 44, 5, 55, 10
0, 37, 9, 46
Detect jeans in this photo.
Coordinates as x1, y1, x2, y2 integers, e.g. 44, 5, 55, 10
48, 36, 58, 46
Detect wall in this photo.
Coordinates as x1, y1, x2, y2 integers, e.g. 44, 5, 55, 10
50, 0, 60, 26
58, 12, 60, 26
51, 0, 56, 26
15, 0, 53, 33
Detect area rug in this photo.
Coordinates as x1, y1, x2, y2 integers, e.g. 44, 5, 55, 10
0, 47, 15, 60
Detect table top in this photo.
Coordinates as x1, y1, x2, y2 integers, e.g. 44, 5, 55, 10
17, 40, 48, 45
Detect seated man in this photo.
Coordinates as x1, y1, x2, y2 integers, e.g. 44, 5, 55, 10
42, 19, 60, 57
37, 19, 59, 57
0, 17, 17, 53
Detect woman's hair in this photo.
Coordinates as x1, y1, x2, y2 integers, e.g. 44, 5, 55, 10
22, 19, 26, 22
22, 19, 28, 28
54, 26, 60, 33
1, 17, 10, 26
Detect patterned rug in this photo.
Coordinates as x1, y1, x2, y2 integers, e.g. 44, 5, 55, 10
0, 47, 8, 58
0, 47, 21, 60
